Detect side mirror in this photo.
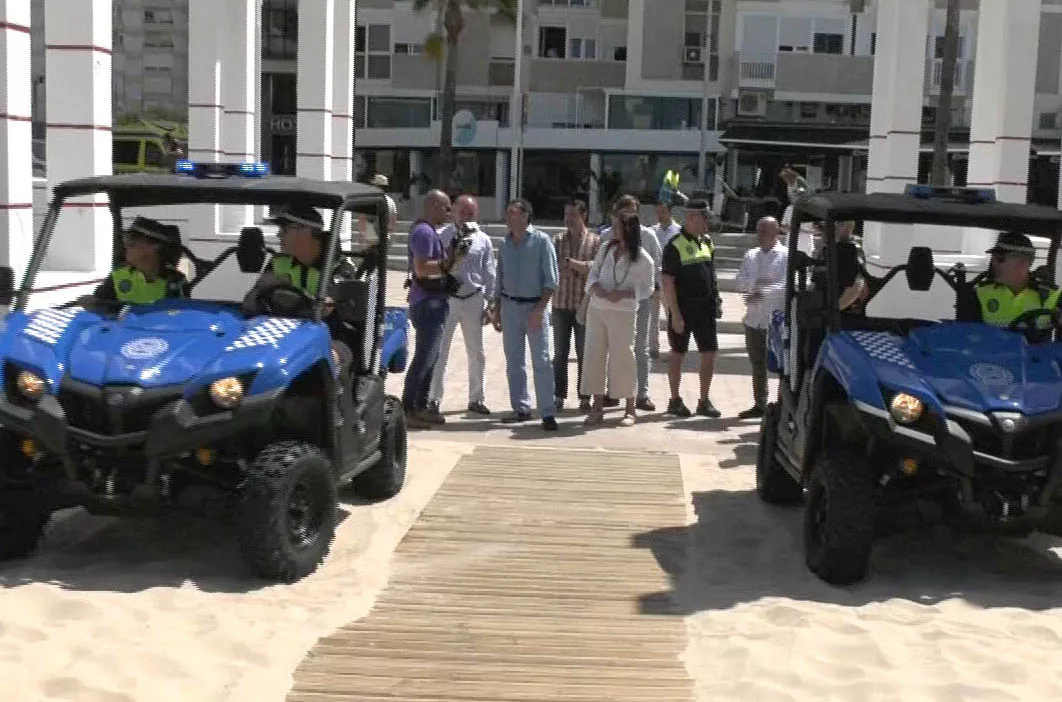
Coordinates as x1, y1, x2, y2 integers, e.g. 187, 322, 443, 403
0, 266, 15, 306
236, 227, 266, 273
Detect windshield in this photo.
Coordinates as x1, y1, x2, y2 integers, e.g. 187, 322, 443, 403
804, 221, 1058, 323
27, 200, 385, 310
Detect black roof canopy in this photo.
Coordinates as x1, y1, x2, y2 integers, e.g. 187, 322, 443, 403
52, 174, 384, 210
794, 192, 1062, 236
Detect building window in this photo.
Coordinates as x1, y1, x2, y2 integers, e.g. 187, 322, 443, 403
366, 97, 432, 128
423, 150, 498, 196
268, 73, 297, 114
933, 35, 966, 59
683, 0, 720, 80
870, 33, 876, 55
394, 42, 423, 55
607, 96, 715, 131
611, 46, 627, 62
812, 33, 843, 55
1040, 112, 1057, 130
143, 32, 174, 49
144, 8, 173, 24
600, 153, 703, 206
538, 0, 597, 6
263, 0, 297, 60
539, 26, 566, 58
356, 25, 392, 80
568, 37, 596, 60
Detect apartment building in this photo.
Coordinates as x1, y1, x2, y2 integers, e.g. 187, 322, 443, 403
725, 0, 1062, 207
30, 0, 191, 125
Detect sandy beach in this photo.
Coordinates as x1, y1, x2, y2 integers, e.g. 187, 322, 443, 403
2, 287, 1062, 701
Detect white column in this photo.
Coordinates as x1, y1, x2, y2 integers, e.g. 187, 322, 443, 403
44, 0, 112, 273
588, 152, 602, 224
220, 0, 258, 232
188, 0, 222, 236
331, 0, 355, 183
865, 0, 929, 196
494, 149, 508, 221
624, 0, 644, 89
967, 0, 1040, 204
296, 0, 334, 180
0, 3, 34, 278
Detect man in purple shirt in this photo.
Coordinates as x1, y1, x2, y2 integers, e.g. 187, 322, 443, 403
403, 189, 457, 427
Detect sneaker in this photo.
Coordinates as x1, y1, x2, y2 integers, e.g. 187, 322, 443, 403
619, 413, 637, 427
542, 416, 559, 431
696, 399, 722, 418
636, 397, 656, 412
603, 396, 620, 408
420, 407, 446, 425
666, 398, 692, 418
502, 411, 533, 423
578, 398, 592, 412
737, 406, 764, 420
467, 401, 491, 415
405, 408, 431, 429
583, 409, 604, 426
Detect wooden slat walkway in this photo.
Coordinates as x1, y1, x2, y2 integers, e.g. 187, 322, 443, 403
288, 445, 691, 702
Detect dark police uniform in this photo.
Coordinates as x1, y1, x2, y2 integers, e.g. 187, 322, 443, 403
956, 231, 1062, 327
661, 227, 722, 353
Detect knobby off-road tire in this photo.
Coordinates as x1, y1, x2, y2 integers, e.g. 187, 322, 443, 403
755, 402, 802, 505
804, 446, 878, 585
0, 432, 50, 560
237, 441, 337, 583
353, 396, 407, 501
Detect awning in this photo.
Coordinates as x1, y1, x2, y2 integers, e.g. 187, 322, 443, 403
719, 121, 1062, 156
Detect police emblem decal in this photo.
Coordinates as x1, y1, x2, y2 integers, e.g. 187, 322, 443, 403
118, 279, 133, 293
120, 337, 169, 360
987, 298, 1000, 313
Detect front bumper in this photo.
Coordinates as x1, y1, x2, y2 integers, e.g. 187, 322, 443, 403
0, 382, 280, 459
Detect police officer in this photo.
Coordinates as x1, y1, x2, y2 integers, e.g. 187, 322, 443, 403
957, 231, 1061, 326
660, 199, 723, 418
243, 205, 355, 399
85, 216, 188, 308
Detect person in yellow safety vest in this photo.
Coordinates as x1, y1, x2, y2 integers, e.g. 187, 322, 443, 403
83, 216, 188, 309
956, 231, 1062, 328
242, 204, 355, 394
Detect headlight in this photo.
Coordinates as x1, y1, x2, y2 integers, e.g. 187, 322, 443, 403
15, 371, 46, 401
209, 377, 244, 409
889, 393, 924, 425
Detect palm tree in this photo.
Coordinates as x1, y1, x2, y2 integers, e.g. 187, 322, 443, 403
414, 0, 517, 191
930, 0, 961, 185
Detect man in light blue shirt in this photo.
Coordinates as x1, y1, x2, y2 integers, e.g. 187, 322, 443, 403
427, 194, 497, 417
489, 198, 560, 431
599, 194, 661, 411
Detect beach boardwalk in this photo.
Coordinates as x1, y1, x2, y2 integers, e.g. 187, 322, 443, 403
287, 444, 693, 701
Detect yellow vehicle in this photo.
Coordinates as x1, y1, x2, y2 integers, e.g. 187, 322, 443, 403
113, 120, 187, 174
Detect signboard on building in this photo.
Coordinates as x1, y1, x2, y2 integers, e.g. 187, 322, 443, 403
271, 114, 296, 135
453, 109, 477, 147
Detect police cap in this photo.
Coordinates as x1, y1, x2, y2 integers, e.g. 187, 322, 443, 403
126, 216, 180, 246
267, 205, 325, 233
987, 231, 1035, 258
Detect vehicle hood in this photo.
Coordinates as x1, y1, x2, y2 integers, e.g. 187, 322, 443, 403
4, 303, 305, 391
874, 323, 1062, 415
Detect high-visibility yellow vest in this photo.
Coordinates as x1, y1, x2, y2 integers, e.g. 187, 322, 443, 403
672, 234, 714, 266
976, 282, 1062, 327
111, 266, 168, 304
271, 255, 321, 297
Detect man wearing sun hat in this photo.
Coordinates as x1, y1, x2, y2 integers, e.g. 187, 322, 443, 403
956, 231, 1061, 326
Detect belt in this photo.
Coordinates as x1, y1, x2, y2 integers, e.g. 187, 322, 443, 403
452, 287, 483, 300
501, 293, 542, 304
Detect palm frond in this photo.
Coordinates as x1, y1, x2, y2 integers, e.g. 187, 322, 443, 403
411, 0, 434, 13
492, 0, 518, 22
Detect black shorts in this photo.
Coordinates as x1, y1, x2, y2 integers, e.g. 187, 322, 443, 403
667, 312, 718, 354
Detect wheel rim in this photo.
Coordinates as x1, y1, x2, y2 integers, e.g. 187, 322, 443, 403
287, 479, 324, 550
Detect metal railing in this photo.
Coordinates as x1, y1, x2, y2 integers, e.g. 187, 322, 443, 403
738, 53, 777, 87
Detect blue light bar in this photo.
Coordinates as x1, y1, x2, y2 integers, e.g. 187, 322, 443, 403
904, 184, 997, 203
238, 161, 270, 177
174, 159, 195, 174
172, 160, 271, 178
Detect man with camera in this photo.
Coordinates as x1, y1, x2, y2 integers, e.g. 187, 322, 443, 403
426, 194, 497, 418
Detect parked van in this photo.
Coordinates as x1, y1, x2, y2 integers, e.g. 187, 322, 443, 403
113, 120, 187, 174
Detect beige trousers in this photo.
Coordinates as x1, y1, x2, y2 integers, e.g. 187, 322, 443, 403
580, 303, 637, 399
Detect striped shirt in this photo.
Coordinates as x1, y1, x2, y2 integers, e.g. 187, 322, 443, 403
552, 227, 602, 311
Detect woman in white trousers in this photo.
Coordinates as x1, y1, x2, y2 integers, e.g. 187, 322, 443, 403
581, 213, 655, 426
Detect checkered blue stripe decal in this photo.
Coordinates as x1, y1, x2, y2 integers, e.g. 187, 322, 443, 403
848, 331, 916, 370
22, 308, 82, 346
226, 318, 301, 351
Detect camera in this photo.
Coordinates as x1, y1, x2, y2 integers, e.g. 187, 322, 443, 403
452, 222, 476, 255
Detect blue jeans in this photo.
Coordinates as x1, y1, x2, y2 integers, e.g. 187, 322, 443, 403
500, 299, 556, 417
402, 296, 449, 412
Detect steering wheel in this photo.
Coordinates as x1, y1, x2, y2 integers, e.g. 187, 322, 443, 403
253, 282, 316, 317
1007, 308, 1062, 343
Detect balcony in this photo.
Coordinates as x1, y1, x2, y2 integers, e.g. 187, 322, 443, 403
929, 58, 972, 95
524, 91, 606, 129
774, 53, 874, 96
738, 53, 776, 89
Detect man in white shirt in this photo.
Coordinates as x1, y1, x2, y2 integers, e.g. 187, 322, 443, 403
599, 194, 661, 411
650, 200, 682, 359
735, 216, 788, 419
427, 194, 497, 416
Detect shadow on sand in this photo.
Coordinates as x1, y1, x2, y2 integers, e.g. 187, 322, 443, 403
633, 488, 1062, 615
0, 504, 354, 594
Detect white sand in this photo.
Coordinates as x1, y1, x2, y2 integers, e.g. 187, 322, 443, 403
0, 440, 468, 702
